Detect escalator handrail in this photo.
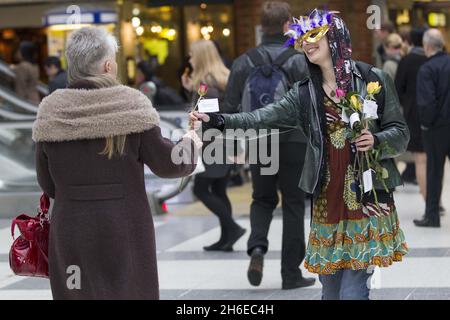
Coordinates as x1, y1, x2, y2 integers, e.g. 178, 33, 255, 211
37, 83, 49, 96
0, 85, 39, 114
0, 109, 36, 121
0, 60, 14, 78
0, 60, 49, 96
0, 121, 33, 128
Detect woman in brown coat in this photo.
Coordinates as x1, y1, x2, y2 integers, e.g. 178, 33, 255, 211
32, 27, 201, 300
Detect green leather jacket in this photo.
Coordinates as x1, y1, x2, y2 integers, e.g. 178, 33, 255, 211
222, 62, 410, 195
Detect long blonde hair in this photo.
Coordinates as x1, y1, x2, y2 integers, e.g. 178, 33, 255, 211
190, 40, 230, 91
101, 134, 126, 159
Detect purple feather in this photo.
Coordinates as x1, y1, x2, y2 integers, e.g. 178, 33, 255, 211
284, 37, 296, 48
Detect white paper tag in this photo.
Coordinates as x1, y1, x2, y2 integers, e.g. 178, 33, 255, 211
363, 100, 378, 120
350, 113, 361, 129
198, 98, 219, 113
363, 169, 373, 193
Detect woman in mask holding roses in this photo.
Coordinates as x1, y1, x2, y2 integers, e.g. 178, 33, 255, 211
190, 10, 409, 299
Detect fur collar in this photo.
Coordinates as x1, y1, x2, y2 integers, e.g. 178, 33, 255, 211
32, 85, 160, 142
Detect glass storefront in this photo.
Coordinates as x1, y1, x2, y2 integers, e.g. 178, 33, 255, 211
390, 0, 450, 46
129, 2, 234, 95
43, 6, 118, 69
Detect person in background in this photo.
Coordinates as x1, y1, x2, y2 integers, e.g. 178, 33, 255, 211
177, 56, 193, 102
415, 29, 450, 228
44, 56, 67, 94
212, 40, 233, 69
382, 33, 403, 81
222, 1, 314, 290
136, 59, 185, 108
399, 28, 413, 56
395, 28, 428, 203
135, 60, 157, 102
14, 41, 40, 104
397, 29, 417, 185
182, 39, 246, 251
374, 22, 395, 68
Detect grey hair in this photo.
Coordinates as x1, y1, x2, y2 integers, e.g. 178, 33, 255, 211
423, 29, 445, 52
66, 27, 119, 84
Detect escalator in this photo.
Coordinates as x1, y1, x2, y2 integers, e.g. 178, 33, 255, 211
0, 78, 194, 218
0, 59, 49, 98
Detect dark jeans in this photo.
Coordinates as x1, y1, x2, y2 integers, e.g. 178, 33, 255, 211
193, 174, 239, 238
423, 125, 450, 224
319, 269, 371, 300
247, 142, 307, 282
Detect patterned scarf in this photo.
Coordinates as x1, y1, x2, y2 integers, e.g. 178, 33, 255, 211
327, 14, 353, 94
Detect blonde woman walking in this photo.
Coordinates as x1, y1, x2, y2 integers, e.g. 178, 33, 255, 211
182, 40, 246, 251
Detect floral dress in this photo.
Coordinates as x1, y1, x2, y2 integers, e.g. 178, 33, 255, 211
304, 96, 408, 275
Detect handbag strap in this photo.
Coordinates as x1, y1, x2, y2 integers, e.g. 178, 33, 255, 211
11, 219, 18, 240
11, 194, 50, 239
40, 194, 50, 215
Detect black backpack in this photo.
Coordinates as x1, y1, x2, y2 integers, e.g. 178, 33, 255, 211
241, 48, 299, 112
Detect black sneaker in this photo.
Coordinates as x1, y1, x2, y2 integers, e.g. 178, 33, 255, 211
247, 247, 264, 286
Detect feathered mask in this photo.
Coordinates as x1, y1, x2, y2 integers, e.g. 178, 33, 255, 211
285, 9, 335, 48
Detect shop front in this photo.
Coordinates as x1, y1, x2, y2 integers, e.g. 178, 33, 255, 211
0, 1, 118, 82
43, 5, 118, 69
389, 0, 450, 45
126, 0, 235, 94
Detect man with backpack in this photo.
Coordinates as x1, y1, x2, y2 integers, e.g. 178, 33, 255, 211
222, 1, 315, 290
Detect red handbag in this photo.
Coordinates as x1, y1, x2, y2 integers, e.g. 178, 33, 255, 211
9, 194, 50, 278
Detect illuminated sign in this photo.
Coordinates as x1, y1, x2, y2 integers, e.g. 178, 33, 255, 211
428, 12, 447, 27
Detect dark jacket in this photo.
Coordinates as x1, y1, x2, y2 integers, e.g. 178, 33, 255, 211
222, 61, 410, 195
223, 33, 308, 143
48, 70, 68, 94
34, 81, 196, 299
395, 47, 427, 152
417, 51, 450, 129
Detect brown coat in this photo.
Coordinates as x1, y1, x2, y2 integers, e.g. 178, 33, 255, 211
14, 61, 40, 104
33, 83, 196, 299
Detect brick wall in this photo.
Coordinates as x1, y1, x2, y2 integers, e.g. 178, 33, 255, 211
234, 0, 374, 63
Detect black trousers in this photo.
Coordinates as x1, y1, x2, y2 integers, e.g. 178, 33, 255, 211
247, 142, 307, 282
194, 174, 239, 238
423, 125, 450, 224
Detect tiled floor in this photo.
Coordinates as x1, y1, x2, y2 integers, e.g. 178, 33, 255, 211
0, 163, 449, 300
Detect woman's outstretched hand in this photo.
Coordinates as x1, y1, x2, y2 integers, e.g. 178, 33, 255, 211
189, 111, 225, 132
354, 129, 375, 152
189, 111, 210, 123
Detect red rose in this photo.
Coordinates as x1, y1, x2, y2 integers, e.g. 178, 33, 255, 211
198, 83, 208, 97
